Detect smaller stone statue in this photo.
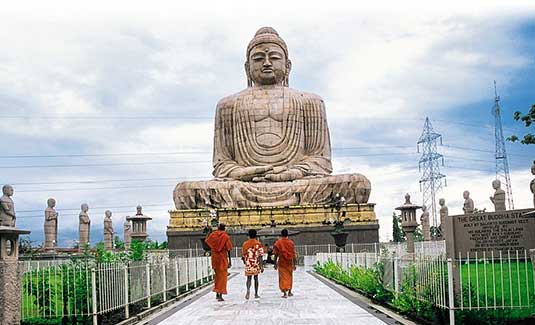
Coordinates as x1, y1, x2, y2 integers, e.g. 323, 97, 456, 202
103, 210, 114, 251
44, 198, 58, 250
123, 219, 132, 250
490, 179, 506, 212
438, 198, 448, 238
530, 161, 535, 208
463, 191, 474, 215
79, 203, 91, 250
420, 205, 431, 241
0, 184, 16, 227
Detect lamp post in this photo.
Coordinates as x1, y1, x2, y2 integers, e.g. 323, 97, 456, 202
126, 205, 152, 243
330, 193, 349, 252
395, 194, 421, 255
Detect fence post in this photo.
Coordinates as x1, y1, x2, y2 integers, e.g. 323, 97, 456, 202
175, 259, 180, 296
374, 243, 378, 258
162, 263, 167, 302
447, 258, 455, 325
91, 268, 98, 325
304, 245, 308, 256
146, 264, 151, 309
185, 258, 190, 291
123, 265, 129, 319
394, 254, 399, 295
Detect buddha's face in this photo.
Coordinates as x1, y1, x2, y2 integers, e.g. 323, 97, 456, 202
247, 42, 288, 86
492, 179, 501, 190
48, 198, 56, 208
463, 191, 469, 199
3, 185, 13, 196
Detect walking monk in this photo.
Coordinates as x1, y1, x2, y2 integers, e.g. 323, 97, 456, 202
273, 229, 297, 298
241, 229, 264, 299
205, 223, 233, 301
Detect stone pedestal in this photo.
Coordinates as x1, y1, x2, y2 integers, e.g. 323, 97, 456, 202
0, 226, 30, 325
167, 203, 379, 249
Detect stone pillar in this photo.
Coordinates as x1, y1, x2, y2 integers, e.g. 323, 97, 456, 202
396, 194, 421, 255
0, 226, 31, 325
123, 219, 132, 250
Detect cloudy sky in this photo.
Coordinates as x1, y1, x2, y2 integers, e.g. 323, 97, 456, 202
1, 1, 534, 247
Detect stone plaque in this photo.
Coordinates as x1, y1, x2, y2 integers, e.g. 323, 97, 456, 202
445, 209, 535, 256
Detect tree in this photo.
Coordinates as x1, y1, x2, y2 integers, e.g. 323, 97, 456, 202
392, 212, 405, 242
507, 104, 535, 144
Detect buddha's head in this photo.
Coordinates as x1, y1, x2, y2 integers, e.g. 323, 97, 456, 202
492, 179, 501, 190
439, 198, 445, 206
2, 184, 13, 197
105, 210, 112, 218
47, 198, 56, 208
81, 203, 89, 212
463, 190, 470, 199
245, 27, 291, 87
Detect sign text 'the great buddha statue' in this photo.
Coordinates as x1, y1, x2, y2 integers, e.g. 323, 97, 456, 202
173, 27, 371, 209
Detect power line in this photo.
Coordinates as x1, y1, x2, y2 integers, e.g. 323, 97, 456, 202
17, 203, 171, 214
0, 152, 420, 169
0, 145, 415, 159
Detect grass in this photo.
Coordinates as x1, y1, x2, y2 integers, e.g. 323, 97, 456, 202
458, 260, 535, 319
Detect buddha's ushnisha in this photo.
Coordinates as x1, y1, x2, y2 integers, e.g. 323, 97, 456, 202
174, 27, 371, 209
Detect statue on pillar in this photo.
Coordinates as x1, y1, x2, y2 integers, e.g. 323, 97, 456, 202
420, 205, 431, 241
530, 161, 535, 208
462, 191, 474, 215
438, 198, 448, 237
0, 185, 16, 227
103, 210, 114, 250
123, 219, 132, 250
78, 203, 90, 249
490, 179, 506, 212
44, 198, 58, 250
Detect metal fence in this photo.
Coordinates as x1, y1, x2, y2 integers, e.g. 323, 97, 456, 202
21, 256, 213, 324
164, 241, 446, 259
316, 250, 535, 324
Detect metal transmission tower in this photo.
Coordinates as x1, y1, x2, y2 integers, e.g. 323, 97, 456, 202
493, 81, 514, 210
417, 117, 446, 229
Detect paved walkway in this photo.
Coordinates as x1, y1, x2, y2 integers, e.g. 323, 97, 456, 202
158, 267, 387, 325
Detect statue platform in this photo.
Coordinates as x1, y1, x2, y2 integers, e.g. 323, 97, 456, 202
166, 203, 379, 249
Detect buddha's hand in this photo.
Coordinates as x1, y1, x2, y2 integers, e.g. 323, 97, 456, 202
228, 165, 273, 181
264, 169, 304, 182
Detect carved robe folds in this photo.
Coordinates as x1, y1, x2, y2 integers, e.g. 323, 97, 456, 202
173, 87, 371, 209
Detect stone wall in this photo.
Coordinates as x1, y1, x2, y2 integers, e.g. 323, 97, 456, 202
168, 224, 379, 250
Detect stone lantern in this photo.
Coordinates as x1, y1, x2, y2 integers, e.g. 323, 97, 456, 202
127, 205, 152, 242
0, 226, 31, 324
395, 194, 421, 254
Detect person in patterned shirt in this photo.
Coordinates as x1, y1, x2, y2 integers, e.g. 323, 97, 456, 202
241, 229, 264, 299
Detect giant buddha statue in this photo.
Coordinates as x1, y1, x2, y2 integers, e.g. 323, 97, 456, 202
173, 27, 371, 209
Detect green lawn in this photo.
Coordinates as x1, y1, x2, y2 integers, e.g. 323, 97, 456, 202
458, 260, 535, 319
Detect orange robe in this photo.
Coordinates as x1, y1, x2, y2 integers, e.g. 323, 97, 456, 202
273, 237, 296, 292
205, 230, 233, 294
242, 239, 264, 276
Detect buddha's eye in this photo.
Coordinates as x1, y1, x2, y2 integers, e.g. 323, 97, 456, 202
251, 54, 265, 62
269, 53, 282, 60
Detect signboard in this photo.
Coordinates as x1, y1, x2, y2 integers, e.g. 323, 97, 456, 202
444, 209, 535, 257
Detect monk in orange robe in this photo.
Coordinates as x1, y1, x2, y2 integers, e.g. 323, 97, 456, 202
205, 223, 233, 301
241, 229, 264, 299
273, 228, 297, 298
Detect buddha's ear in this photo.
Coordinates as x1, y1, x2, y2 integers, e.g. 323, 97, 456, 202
284, 59, 292, 87
244, 61, 252, 87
